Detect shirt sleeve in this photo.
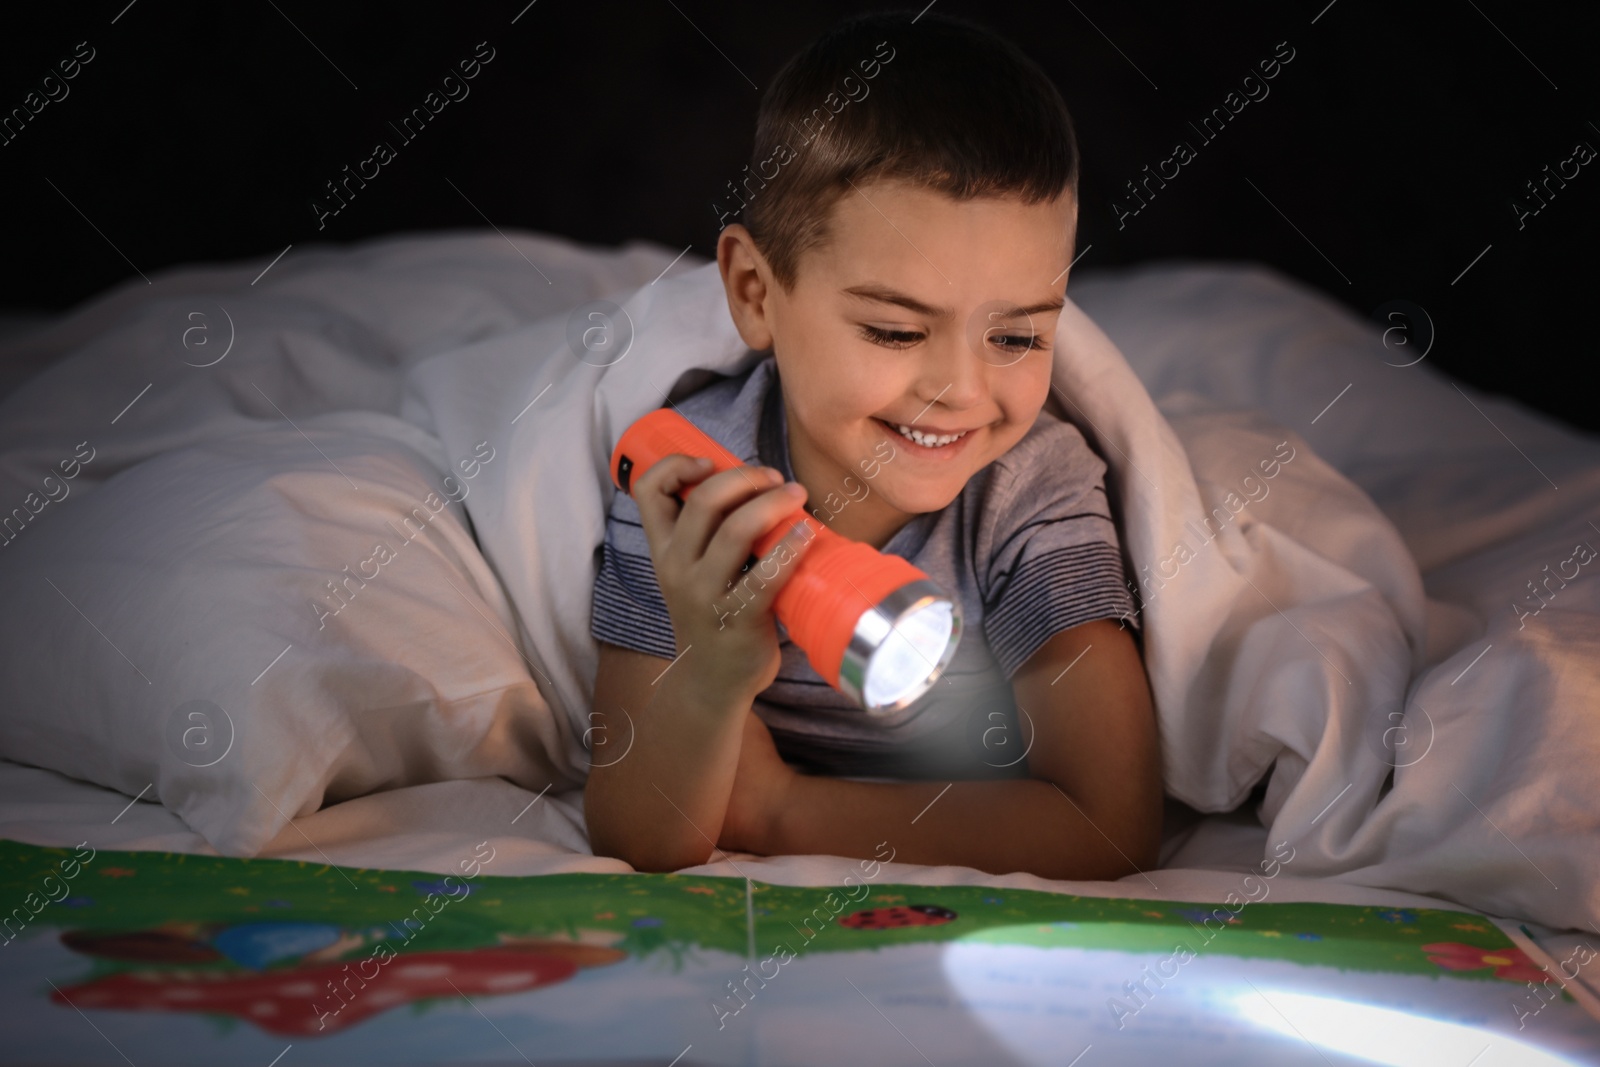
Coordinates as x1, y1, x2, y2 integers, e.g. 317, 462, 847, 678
979, 417, 1139, 680
590, 486, 679, 660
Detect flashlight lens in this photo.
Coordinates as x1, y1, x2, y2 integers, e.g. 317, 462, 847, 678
863, 600, 955, 709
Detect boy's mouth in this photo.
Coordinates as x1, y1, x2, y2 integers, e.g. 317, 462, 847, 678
872, 417, 976, 457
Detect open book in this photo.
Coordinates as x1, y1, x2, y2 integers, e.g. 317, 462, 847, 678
2, 839, 1595, 1065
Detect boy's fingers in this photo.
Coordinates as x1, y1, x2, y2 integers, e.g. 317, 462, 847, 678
631, 456, 791, 587
698, 478, 805, 580
749, 517, 817, 616
713, 506, 815, 622
632, 453, 712, 503
670, 464, 786, 565
631, 454, 714, 559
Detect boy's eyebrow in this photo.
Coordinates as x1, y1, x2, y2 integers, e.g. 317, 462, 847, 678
842, 283, 1065, 320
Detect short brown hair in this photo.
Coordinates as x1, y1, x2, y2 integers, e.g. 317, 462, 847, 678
731, 10, 1080, 291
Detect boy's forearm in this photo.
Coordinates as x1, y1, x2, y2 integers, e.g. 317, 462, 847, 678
584, 672, 749, 871
771, 773, 1160, 883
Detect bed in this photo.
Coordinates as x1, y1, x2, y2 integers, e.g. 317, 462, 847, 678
0, 231, 1596, 1065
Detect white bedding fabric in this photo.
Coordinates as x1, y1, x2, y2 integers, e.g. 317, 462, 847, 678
0, 231, 1595, 937
0, 756, 1456, 916
0, 235, 686, 855
1066, 266, 1600, 933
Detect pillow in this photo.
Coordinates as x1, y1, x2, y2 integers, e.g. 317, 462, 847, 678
0, 411, 574, 855
406, 256, 763, 778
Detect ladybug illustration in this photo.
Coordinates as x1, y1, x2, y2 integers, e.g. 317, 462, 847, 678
839, 904, 957, 930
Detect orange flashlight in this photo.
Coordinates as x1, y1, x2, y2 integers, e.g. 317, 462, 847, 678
611, 408, 963, 716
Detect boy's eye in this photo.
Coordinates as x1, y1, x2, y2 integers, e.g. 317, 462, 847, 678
858, 324, 1048, 353
991, 333, 1047, 352
859, 324, 922, 348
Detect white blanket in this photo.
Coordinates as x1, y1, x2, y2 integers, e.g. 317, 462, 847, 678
2, 233, 1595, 933
1067, 265, 1600, 932
406, 249, 1600, 934
0, 756, 1458, 915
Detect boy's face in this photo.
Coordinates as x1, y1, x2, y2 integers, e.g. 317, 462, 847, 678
718, 177, 1078, 547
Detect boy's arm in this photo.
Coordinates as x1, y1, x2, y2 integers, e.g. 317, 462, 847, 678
585, 454, 818, 872
585, 641, 755, 872
763, 618, 1163, 882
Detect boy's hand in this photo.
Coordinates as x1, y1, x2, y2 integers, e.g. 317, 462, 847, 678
717, 711, 795, 854
631, 454, 814, 706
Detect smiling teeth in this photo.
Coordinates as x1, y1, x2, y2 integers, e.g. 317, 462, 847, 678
895, 423, 968, 448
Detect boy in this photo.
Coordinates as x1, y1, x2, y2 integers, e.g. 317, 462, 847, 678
585, 10, 1160, 882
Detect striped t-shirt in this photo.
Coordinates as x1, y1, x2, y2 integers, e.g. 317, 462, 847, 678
590, 355, 1137, 780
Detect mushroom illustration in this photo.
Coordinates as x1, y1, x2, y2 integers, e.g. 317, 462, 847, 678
494, 939, 628, 969
51, 947, 580, 1037
495, 927, 629, 970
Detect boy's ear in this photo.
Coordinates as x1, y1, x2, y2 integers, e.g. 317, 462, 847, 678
716, 224, 777, 353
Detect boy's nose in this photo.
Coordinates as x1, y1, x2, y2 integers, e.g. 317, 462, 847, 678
911, 333, 988, 414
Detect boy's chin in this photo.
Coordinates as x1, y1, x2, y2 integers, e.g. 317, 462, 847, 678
878, 482, 960, 517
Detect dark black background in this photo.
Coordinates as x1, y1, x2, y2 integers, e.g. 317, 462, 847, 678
3, 1, 1595, 431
